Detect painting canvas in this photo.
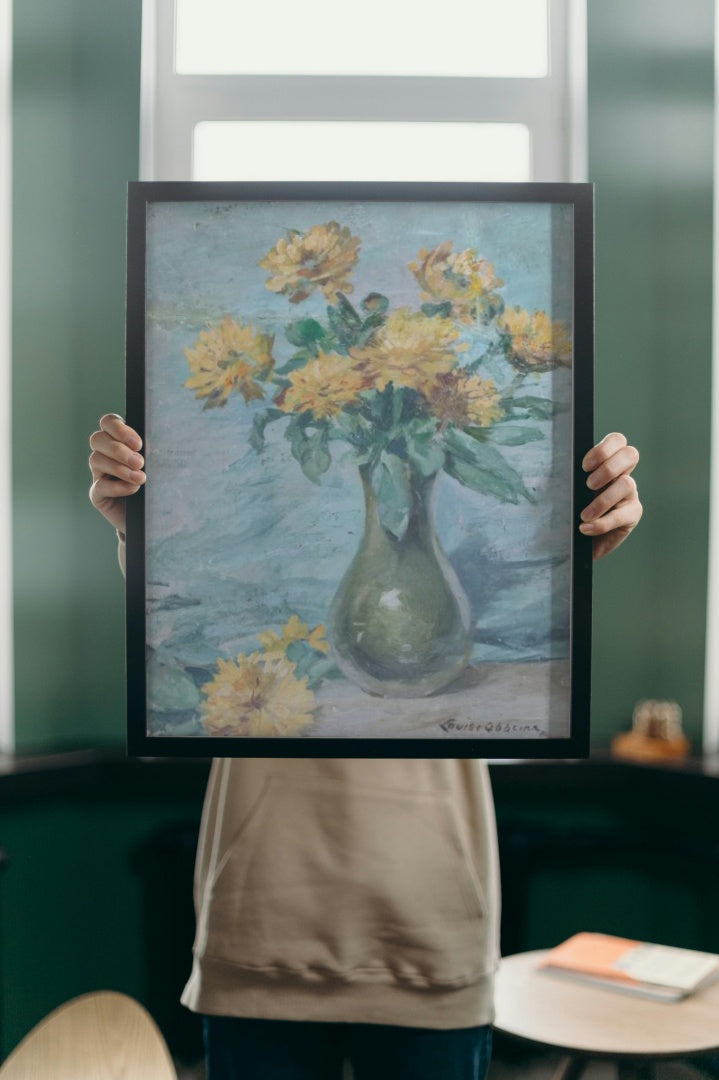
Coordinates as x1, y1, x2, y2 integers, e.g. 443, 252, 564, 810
126, 181, 593, 757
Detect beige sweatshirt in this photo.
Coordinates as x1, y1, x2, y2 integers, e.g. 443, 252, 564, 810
121, 539, 501, 1029
180, 756, 501, 1029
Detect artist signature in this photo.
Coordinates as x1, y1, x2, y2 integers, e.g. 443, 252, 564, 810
438, 719, 546, 736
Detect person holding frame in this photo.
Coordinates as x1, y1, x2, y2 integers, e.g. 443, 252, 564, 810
89, 417, 641, 1080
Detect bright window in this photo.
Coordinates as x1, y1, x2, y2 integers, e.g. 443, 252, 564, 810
193, 121, 532, 182
175, 0, 549, 78
141, 0, 586, 183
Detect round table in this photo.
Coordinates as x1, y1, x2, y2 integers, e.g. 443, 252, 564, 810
493, 949, 719, 1079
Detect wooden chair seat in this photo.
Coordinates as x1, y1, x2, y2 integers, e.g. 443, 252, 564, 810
0, 991, 178, 1079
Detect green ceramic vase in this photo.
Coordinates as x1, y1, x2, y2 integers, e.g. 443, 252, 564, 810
328, 465, 472, 697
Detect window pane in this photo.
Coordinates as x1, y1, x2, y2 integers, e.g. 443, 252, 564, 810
176, 0, 548, 78
192, 121, 532, 182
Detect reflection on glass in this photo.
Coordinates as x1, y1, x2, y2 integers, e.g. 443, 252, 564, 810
175, 0, 548, 78
192, 121, 532, 182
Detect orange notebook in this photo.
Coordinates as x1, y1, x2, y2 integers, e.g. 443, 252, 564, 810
539, 932, 719, 1002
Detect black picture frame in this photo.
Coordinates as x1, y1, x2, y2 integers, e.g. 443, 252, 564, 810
126, 180, 593, 758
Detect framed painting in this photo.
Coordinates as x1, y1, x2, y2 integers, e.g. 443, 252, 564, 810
126, 181, 593, 758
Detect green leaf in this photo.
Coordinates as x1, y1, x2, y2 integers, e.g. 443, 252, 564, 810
369, 384, 396, 431
404, 415, 441, 440
442, 427, 534, 503
444, 455, 526, 503
301, 432, 332, 483
275, 351, 314, 375
355, 310, 386, 346
285, 641, 307, 665
487, 424, 545, 446
285, 318, 326, 348
332, 410, 372, 445
306, 656, 339, 690
361, 292, 389, 315
335, 292, 363, 327
441, 427, 491, 462
505, 395, 557, 420
392, 384, 405, 427
421, 301, 453, 319
327, 307, 357, 348
249, 407, 284, 451
350, 448, 374, 466
370, 452, 412, 539
404, 420, 446, 477
285, 420, 332, 484
147, 657, 201, 713
325, 292, 364, 349
462, 426, 488, 443
407, 440, 445, 477
331, 411, 378, 463
331, 410, 362, 438
287, 642, 334, 686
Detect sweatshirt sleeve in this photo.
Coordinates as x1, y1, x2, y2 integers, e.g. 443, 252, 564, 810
117, 531, 126, 576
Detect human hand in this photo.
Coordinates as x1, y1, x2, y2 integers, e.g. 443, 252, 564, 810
88, 414, 145, 537
580, 433, 642, 560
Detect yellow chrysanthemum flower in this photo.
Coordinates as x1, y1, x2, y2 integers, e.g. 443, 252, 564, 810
260, 221, 361, 304
307, 625, 329, 653
257, 615, 329, 658
498, 307, 573, 373
409, 242, 504, 324
200, 652, 316, 737
278, 351, 367, 419
421, 371, 504, 429
184, 316, 274, 406
350, 308, 465, 392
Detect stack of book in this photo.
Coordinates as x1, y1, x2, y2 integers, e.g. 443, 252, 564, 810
539, 932, 719, 1002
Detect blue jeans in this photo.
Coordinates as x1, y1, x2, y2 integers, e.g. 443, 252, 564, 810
203, 1016, 493, 1080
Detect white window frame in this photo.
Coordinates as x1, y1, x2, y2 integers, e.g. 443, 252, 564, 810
0, 0, 13, 752
140, 0, 587, 184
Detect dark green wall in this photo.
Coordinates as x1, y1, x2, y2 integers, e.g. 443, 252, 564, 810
587, 0, 714, 748
1, 760, 715, 1060
0, 778, 206, 1059
12, 0, 142, 752
10, 1, 716, 753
